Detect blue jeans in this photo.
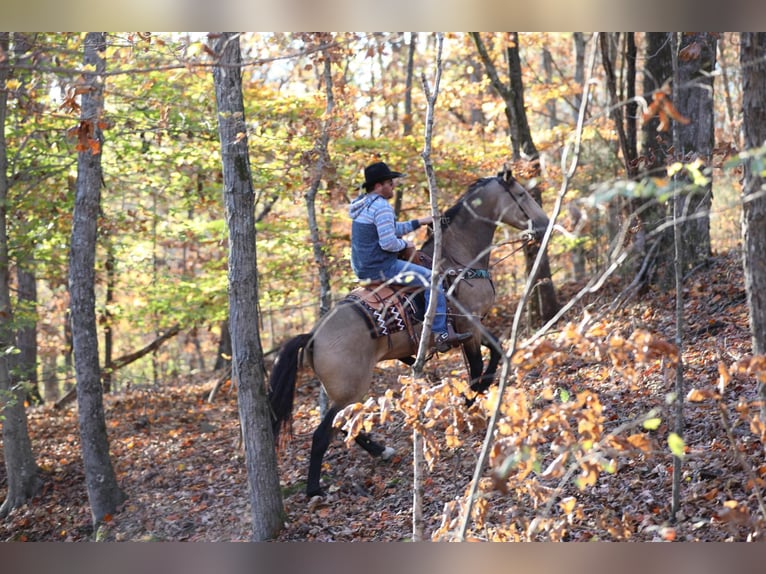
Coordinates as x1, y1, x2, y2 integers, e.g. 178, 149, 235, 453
384, 259, 448, 334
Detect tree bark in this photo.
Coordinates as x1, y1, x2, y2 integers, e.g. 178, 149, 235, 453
211, 31, 285, 541
0, 32, 41, 517
102, 236, 115, 393
16, 265, 41, 404
640, 33, 675, 290
740, 32, 766, 419
10, 33, 42, 406
394, 33, 416, 217
675, 32, 716, 273
69, 32, 126, 528
0, 32, 42, 518
305, 41, 333, 319
505, 33, 538, 160
471, 32, 559, 326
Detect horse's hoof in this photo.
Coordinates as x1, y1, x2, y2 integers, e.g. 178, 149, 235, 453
306, 488, 325, 499
381, 446, 395, 460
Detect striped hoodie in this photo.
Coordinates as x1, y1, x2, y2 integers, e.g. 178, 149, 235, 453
348, 193, 421, 280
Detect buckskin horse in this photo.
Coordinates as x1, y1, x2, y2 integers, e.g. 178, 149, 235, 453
268, 169, 549, 497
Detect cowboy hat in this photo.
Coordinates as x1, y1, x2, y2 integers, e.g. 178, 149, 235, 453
361, 161, 405, 190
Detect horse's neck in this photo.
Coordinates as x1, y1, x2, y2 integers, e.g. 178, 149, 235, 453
440, 216, 496, 270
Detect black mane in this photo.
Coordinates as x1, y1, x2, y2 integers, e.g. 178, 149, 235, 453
421, 175, 506, 249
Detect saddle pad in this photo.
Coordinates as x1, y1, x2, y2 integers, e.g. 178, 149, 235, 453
342, 284, 418, 340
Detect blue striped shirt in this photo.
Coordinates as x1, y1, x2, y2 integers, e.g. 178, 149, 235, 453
349, 193, 420, 280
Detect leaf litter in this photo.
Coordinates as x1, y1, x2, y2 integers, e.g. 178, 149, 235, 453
1, 250, 764, 541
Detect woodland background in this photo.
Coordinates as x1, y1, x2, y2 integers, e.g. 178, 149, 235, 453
0, 32, 765, 542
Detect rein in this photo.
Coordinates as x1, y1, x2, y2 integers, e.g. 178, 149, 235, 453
489, 230, 536, 268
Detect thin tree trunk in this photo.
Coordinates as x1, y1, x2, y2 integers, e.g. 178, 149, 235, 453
640, 32, 675, 291
16, 265, 41, 404
505, 33, 538, 159
102, 236, 115, 393
212, 31, 285, 541
0, 31, 41, 518
740, 32, 766, 420
214, 319, 232, 371
11, 33, 41, 406
717, 39, 740, 147
572, 33, 587, 121
69, 32, 126, 528
305, 40, 335, 417
471, 32, 558, 326
600, 33, 637, 178
675, 32, 716, 273
670, 32, 686, 521
412, 32, 445, 542
394, 33, 417, 217
305, 41, 333, 319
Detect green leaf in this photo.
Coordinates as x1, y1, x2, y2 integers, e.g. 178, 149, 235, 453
668, 432, 685, 458
643, 417, 662, 430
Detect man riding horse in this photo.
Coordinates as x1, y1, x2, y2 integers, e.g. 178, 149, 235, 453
349, 161, 471, 352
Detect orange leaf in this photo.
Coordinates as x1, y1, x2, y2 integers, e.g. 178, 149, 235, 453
661, 97, 690, 126
718, 361, 731, 393
626, 433, 652, 452
679, 41, 701, 62
661, 527, 676, 541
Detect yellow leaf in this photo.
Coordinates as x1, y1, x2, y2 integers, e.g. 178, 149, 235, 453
643, 417, 662, 430
668, 432, 685, 458
559, 496, 577, 515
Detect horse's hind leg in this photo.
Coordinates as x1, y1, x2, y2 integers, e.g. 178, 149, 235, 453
355, 432, 395, 460
307, 405, 339, 497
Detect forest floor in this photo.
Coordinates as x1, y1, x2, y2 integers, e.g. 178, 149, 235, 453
1, 248, 765, 542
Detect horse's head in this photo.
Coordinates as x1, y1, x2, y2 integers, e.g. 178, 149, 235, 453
485, 169, 549, 239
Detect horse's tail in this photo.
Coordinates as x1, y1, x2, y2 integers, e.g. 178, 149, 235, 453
268, 333, 312, 447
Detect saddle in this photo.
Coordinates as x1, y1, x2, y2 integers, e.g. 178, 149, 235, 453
341, 282, 423, 343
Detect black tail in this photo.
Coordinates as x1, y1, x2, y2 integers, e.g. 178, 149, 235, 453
268, 333, 312, 446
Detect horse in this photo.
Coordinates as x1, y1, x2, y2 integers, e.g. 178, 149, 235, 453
268, 169, 549, 497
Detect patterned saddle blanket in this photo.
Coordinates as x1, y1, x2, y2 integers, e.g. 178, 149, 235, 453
340, 282, 424, 341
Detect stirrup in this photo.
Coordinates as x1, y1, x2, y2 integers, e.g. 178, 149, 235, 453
432, 330, 471, 353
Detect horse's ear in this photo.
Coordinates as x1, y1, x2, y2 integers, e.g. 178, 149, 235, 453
498, 163, 514, 183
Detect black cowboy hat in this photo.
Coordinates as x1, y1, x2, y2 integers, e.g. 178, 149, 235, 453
361, 161, 405, 190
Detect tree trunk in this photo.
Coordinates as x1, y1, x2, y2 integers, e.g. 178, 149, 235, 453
675, 32, 716, 273
305, 44, 333, 319
640, 32, 675, 290
102, 236, 115, 393
70, 32, 126, 528
0, 31, 42, 519
16, 264, 41, 404
394, 33, 416, 217
212, 31, 285, 541
571, 33, 587, 122
471, 33, 558, 326
213, 319, 232, 371
740, 32, 766, 419
10, 33, 42, 406
506, 32, 538, 160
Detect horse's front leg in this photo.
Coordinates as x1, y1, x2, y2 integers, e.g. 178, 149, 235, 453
461, 332, 502, 407
462, 338, 486, 393
475, 331, 502, 393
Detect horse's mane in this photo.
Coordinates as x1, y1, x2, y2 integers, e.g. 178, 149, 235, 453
421, 175, 502, 249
